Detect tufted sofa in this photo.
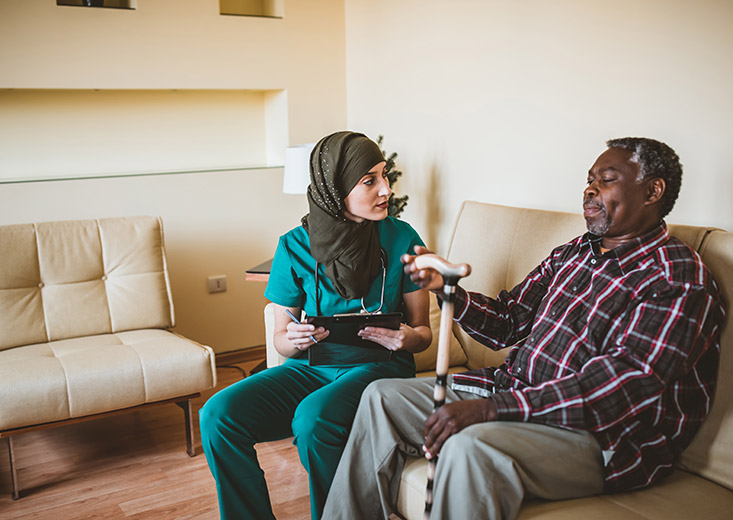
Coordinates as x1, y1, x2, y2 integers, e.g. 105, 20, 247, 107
0, 216, 217, 499
265, 200, 733, 519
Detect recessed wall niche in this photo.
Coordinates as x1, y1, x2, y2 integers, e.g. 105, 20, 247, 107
0, 89, 288, 183
220, 0, 283, 18
57, 0, 137, 9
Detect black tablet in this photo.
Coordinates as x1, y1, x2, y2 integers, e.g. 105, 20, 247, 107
305, 312, 403, 365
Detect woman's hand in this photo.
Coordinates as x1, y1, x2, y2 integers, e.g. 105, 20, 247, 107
273, 305, 329, 358
358, 323, 429, 352
359, 285, 432, 353
401, 245, 445, 292
286, 321, 329, 351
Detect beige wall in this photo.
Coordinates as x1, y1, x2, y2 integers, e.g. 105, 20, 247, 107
345, 0, 733, 253
0, 0, 346, 353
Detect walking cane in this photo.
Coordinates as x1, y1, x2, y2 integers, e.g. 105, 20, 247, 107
413, 254, 471, 520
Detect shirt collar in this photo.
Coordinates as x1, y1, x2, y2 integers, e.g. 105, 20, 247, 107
582, 222, 669, 274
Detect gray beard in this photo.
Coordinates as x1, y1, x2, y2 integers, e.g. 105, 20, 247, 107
587, 212, 611, 236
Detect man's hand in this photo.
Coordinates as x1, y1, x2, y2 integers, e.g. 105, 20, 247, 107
423, 399, 498, 459
401, 245, 445, 291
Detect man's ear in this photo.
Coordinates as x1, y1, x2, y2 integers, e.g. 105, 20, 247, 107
646, 178, 666, 205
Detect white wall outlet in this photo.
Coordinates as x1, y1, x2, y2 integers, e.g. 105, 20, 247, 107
207, 275, 227, 293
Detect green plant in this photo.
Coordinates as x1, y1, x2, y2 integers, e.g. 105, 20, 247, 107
377, 135, 409, 217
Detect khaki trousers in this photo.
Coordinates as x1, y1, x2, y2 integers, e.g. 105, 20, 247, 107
322, 377, 605, 520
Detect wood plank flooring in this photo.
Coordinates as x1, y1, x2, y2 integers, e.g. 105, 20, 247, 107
0, 359, 311, 519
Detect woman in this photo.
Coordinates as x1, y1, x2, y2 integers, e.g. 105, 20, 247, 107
200, 131, 432, 520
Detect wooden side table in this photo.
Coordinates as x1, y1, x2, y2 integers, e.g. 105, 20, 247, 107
245, 258, 272, 282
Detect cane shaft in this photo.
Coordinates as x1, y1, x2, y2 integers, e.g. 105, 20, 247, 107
424, 285, 458, 519
415, 254, 470, 520
435, 297, 454, 377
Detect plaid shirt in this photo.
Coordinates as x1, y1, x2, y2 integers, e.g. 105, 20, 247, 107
449, 222, 725, 492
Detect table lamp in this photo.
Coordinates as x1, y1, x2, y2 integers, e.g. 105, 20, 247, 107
282, 143, 315, 194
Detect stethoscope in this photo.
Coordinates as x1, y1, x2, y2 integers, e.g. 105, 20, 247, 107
314, 249, 387, 316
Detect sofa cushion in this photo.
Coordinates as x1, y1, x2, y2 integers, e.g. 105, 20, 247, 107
0, 217, 174, 351
0, 329, 216, 431
397, 457, 733, 520
413, 294, 467, 372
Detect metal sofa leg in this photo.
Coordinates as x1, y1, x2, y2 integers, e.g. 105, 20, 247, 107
176, 399, 195, 457
6, 436, 19, 500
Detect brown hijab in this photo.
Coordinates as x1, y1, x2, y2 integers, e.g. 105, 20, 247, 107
301, 131, 386, 300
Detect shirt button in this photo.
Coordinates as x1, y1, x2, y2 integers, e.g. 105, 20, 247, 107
516, 367, 522, 373
590, 258, 597, 265
573, 286, 577, 292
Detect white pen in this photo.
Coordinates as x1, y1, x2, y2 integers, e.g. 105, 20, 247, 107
285, 309, 318, 344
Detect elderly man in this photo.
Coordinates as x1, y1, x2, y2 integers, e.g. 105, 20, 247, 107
322, 138, 725, 519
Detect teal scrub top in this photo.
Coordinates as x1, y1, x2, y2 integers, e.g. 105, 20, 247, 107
264, 217, 425, 318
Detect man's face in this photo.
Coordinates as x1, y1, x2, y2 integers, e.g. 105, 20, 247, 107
583, 147, 653, 245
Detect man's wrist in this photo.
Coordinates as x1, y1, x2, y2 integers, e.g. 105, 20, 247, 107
490, 390, 530, 422
483, 397, 498, 422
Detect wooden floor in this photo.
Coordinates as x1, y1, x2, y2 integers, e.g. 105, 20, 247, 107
0, 357, 311, 519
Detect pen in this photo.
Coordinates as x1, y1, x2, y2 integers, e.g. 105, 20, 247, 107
285, 309, 318, 344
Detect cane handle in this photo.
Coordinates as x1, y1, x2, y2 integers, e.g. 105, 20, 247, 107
413, 254, 471, 280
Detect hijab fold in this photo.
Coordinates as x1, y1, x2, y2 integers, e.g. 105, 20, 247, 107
301, 131, 386, 300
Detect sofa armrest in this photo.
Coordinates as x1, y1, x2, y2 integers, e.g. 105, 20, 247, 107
264, 302, 287, 368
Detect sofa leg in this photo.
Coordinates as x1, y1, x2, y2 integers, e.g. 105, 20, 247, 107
176, 399, 195, 457
6, 436, 19, 500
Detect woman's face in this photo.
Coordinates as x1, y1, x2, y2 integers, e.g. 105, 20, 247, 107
343, 161, 391, 223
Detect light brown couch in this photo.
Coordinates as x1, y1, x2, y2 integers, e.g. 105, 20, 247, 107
0, 216, 217, 499
265, 201, 733, 519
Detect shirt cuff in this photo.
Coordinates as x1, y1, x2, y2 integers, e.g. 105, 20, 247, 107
491, 389, 531, 422
435, 285, 471, 321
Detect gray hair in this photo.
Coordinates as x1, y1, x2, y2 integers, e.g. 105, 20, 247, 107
606, 137, 682, 219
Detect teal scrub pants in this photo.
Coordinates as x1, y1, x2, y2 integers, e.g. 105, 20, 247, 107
199, 355, 414, 520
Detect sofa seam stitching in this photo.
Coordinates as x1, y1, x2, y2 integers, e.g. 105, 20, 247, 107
47, 342, 74, 419
122, 333, 150, 403
34, 222, 51, 344
157, 216, 176, 329
97, 218, 115, 333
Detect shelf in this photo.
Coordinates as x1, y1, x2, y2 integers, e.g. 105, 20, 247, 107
0, 88, 289, 184
56, 0, 136, 9
219, 0, 283, 18
0, 165, 283, 185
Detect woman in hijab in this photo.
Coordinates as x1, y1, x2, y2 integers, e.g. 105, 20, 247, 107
200, 131, 432, 520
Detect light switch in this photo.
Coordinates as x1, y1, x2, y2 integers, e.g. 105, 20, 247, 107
207, 275, 227, 293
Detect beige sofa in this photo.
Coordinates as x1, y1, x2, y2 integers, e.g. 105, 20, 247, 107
265, 200, 733, 519
0, 216, 217, 499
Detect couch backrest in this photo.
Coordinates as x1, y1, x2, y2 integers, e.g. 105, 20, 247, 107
0, 216, 174, 351
445, 202, 586, 370
678, 229, 733, 489
445, 200, 732, 490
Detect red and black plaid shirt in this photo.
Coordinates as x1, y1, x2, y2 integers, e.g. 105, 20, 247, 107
449, 222, 725, 492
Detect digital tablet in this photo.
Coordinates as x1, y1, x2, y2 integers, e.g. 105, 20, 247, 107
305, 312, 403, 365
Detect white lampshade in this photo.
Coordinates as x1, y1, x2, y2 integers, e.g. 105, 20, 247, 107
282, 143, 315, 194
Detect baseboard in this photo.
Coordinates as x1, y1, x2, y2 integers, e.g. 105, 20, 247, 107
215, 345, 266, 366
